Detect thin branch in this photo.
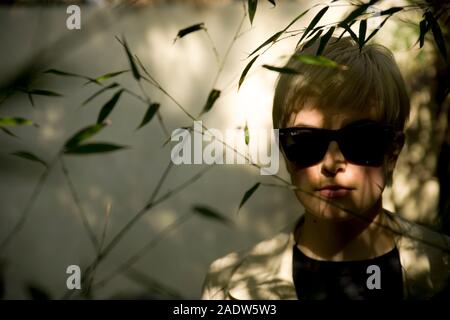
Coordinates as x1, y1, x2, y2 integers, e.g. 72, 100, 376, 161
131, 54, 170, 137
137, 79, 170, 137
210, 12, 247, 89
60, 157, 99, 251
203, 29, 221, 66
98, 160, 174, 261
61, 164, 213, 299
122, 87, 147, 104
92, 212, 192, 290
0, 153, 59, 254
84, 201, 112, 295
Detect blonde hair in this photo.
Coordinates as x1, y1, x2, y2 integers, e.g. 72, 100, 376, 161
272, 37, 410, 131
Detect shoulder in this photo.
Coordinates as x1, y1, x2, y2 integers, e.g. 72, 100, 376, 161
201, 232, 292, 300
388, 211, 450, 298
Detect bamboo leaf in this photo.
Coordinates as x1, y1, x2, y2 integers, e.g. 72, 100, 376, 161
192, 205, 233, 226
248, 31, 283, 57
262, 65, 300, 74
238, 55, 259, 90
238, 182, 260, 212
300, 29, 323, 51
0, 117, 34, 126
82, 83, 120, 106
64, 143, 128, 155
316, 27, 335, 56
122, 37, 141, 81
365, 15, 391, 44
64, 123, 108, 149
285, 7, 312, 30
340, 0, 376, 26
25, 89, 62, 97
27, 93, 34, 108
200, 89, 221, 115
248, 0, 258, 25
358, 19, 367, 50
84, 70, 129, 85
174, 23, 205, 42
425, 11, 447, 60
11, 151, 48, 169
418, 18, 428, 48
294, 54, 341, 68
0, 127, 18, 138
137, 103, 160, 130
298, 6, 329, 45
244, 122, 250, 145
336, 19, 356, 42
247, 7, 311, 57
97, 89, 124, 124
379, 7, 402, 16
44, 69, 99, 84
338, 21, 359, 44
44, 69, 81, 77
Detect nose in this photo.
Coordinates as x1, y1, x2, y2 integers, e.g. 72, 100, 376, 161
321, 141, 346, 176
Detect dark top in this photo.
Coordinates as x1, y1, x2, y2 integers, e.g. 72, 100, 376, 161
292, 244, 404, 300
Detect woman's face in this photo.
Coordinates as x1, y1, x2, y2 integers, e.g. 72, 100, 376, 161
285, 104, 394, 221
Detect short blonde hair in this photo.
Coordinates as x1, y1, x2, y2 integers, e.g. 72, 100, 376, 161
272, 37, 410, 131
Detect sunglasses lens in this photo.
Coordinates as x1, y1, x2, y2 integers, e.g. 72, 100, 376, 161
280, 129, 328, 168
280, 123, 396, 168
339, 124, 394, 166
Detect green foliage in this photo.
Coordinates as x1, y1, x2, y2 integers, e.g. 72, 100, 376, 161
64, 123, 108, 149
248, 0, 258, 25
44, 69, 99, 85
238, 182, 261, 213
244, 122, 250, 145
86, 70, 129, 85
262, 65, 300, 74
294, 54, 343, 69
11, 151, 48, 169
174, 23, 205, 42
297, 6, 329, 46
97, 89, 124, 124
82, 83, 120, 106
64, 143, 128, 155
192, 205, 233, 226
200, 89, 221, 115
137, 103, 160, 130
239, 55, 259, 90
0, 117, 35, 127
121, 37, 141, 81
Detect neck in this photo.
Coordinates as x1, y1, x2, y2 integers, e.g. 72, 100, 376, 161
296, 200, 395, 261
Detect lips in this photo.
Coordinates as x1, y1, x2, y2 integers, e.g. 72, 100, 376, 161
316, 185, 353, 199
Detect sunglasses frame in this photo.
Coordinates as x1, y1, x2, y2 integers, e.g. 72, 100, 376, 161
278, 121, 403, 168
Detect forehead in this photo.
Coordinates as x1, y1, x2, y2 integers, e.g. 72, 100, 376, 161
287, 101, 382, 130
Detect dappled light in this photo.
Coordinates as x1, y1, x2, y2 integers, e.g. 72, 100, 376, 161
0, 0, 448, 300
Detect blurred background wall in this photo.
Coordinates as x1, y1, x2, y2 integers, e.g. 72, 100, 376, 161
0, 0, 448, 299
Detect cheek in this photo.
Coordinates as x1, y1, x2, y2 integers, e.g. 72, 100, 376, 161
289, 166, 318, 189
355, 166, 386, 204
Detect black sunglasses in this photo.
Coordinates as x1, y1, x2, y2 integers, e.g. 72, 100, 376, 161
279, 120, 403, 168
